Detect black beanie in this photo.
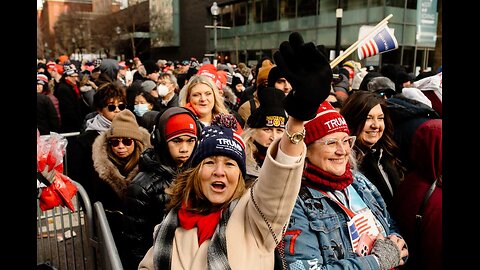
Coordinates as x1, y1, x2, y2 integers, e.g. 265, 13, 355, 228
192, 125, 246, 177
247, 87, 287, 129
267, 66, 284, 87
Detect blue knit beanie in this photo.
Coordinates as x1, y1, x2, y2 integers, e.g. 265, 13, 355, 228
192, 125, 246, 177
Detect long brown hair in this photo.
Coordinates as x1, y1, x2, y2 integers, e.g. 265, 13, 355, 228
166, 160, 246, 214
340, 91, 405, 176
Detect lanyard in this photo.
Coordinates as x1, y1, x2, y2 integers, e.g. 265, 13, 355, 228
319, 190, 356, 218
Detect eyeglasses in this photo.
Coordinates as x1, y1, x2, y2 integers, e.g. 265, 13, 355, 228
106, 104, 126, 112
315, 136, 356, 151
109, 138, 133, 147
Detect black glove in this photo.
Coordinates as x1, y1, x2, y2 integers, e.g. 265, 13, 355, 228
273, 32, 332, 121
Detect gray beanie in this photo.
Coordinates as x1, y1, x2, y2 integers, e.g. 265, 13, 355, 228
367, 76, 396, 93
141, 80, 157, 94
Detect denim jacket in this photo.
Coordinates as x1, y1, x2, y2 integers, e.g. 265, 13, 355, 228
283, 171, 403, 270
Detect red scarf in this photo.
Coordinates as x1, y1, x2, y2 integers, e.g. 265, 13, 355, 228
303, 161, 353, 191
66, 79, 80, 98
178, 202, 222, 245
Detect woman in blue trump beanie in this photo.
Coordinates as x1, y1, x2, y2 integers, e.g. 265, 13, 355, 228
139, 31, 334, 270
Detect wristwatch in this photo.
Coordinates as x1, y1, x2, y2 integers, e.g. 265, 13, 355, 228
285, 127, 306, 144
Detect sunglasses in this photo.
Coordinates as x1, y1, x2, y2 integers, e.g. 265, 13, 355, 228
109, 138, 133, 147
376, 90, 394, 99
106, 104, 126, 112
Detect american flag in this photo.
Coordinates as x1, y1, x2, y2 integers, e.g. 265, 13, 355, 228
348, 214, 371, 252
347, 209, 380, 255
357, 25, 398, 60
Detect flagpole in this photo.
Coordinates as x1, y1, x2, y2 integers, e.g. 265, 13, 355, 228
330, 14, 393, 69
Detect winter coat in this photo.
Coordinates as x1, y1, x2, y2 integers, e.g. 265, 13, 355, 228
121, 148, 178, 270
122, 106, 201, 269
157, 92, 179, 111
67, 129, 100, 202
138, 138, 307, 270
54, 78, 89, 133
391, 119, 442, 270
37, 93, 60, 135
90, 126, 151, 260
386, 94, 439, 172
354, 145, 403, 209
284, 172, 403, 270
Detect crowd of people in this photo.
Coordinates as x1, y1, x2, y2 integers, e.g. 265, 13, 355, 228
37, 31, 442, 270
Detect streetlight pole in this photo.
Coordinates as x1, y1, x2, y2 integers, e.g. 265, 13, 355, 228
205, 2, 230, 65
210, 2, 219, 66
335, 0, 343, 60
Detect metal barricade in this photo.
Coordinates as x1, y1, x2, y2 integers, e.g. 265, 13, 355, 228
37, 180, 95, 270
37, 132, 124, 270
93, 202, 124, 270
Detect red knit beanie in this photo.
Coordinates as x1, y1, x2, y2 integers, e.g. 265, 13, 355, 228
304, 101, 350, 145
197, 64, 222, 90
165, 113, 198, 141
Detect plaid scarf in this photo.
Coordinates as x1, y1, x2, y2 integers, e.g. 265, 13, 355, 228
153, 199, 239, 270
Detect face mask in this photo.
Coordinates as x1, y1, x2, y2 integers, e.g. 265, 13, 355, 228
157, 84, 169, 97
134, 103, 150, 117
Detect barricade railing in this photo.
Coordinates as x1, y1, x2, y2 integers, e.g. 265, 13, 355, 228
37, 180, 95, 270
93, 202, 124, 270
37, 131, 124, 270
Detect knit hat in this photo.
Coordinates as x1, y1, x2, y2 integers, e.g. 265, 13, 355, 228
304, 101, 350, 145
192, 123, 246, 177
106, 109, 143, 142
64, 65, 78, 76
256, 60, 274, 88
37, 73, 49, 85
164, 113, 198, 141
46, 61, 56, 71
367, 76, 396, 96
197, 64, 222, 89
216, 70, 229, 87
247, 87, 287, 128
141, 80, 157, 94
267, 66, 285, 87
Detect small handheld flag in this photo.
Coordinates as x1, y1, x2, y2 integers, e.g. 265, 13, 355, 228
357, 25, 398, 60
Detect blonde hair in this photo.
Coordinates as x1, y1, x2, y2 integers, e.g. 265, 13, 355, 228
241, 127, 258, 167
179, 74, 229, 116
166, 160, 246, 214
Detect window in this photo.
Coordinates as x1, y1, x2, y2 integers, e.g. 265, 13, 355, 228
298, 0, 318, 16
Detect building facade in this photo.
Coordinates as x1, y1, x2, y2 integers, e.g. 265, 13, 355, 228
38, 0, 441, 72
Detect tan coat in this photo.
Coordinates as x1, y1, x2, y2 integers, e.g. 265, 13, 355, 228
237, 94, 259, 124
138, 138, 306, 270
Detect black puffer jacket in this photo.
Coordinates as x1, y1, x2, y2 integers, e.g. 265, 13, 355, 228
122, 148, 176, 269
121, 107, 201, 270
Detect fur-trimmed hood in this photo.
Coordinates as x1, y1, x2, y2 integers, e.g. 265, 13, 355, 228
92, 126, 151, 196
